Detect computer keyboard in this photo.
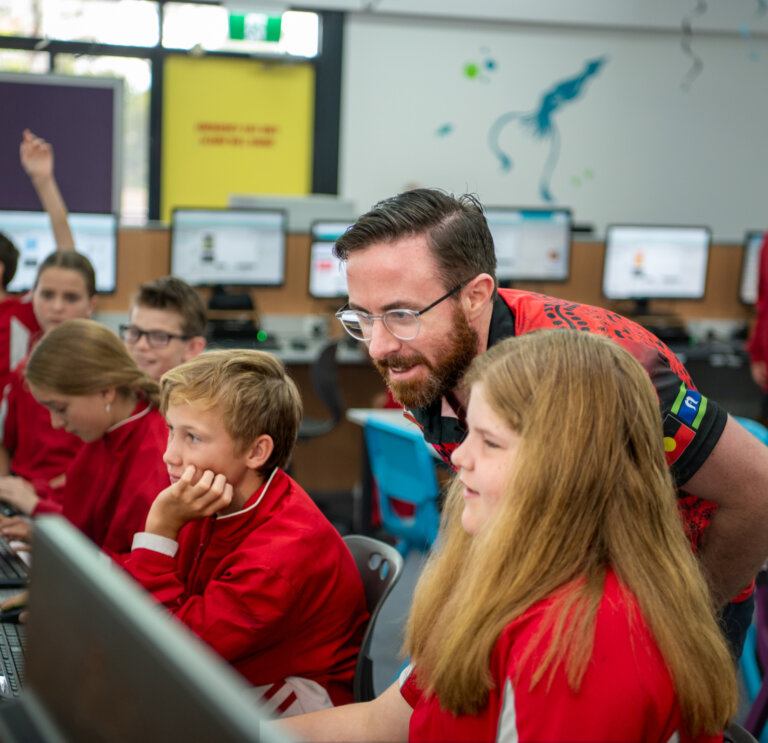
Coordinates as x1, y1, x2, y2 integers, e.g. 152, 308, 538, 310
0, 622, 25, 699
0, 541, 29, 588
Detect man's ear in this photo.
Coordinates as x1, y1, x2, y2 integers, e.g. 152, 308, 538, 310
245, 434, 274, 471
183, 336, 207, 362
462, 273, 495, 321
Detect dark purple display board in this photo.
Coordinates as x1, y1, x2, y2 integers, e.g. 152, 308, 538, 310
0, 73, 120, 214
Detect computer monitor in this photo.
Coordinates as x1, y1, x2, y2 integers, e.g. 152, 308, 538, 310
484, 207, 572, 283
170, 208, 287, 288
0, 210, 118, 294
0, 516, 292, 742
308, 220, 351, 299
602, 224, 711, 314
740, 231, 765, 306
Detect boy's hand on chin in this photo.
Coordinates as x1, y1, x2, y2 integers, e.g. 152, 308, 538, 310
145, 465, 233, 540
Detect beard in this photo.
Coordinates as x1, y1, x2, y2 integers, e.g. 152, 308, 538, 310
373, 304, 478, 410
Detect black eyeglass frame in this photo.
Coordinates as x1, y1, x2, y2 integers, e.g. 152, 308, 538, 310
335, 280, 470, 342
119, 324, 192, 348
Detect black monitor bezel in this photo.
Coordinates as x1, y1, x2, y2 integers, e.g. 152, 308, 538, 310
483, 205, 573, 283
601, 223, 712, 303
170, 206, 288, 289
307, 218, 352, 300
0, 208, 119, 295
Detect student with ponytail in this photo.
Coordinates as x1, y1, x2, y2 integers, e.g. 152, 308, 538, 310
3, 318, 169, 556
284, 329, 737, 743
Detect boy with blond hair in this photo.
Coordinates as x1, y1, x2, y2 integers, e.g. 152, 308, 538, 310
120, 349, 368, 717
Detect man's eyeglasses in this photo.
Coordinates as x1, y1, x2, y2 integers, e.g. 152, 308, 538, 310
335, 281, 469, 342
119, 325, 190, 349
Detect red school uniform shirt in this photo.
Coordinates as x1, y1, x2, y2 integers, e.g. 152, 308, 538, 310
120, 467, 369, 715
400, 570, 722, 743
0, 295, 39, 390
0, 356, 83, 513
63, 401, 168, 556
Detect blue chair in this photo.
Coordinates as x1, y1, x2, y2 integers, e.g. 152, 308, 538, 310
734, 416, 768, 445
363, 417, 441, 557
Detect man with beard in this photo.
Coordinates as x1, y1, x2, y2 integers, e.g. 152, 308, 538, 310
333, 187, 768, 658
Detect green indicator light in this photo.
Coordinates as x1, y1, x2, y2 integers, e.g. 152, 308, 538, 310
257, 330, 268, 342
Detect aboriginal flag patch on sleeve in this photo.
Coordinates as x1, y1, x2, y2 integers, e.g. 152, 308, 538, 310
663, 415, 695, 466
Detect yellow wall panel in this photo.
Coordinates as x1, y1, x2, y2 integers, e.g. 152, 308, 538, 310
161, 55, 314, 222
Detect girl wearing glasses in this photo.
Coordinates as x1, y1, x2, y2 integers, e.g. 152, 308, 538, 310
285, 330, 736, 742
2, 318, 168, 557
0, 252, 97, 516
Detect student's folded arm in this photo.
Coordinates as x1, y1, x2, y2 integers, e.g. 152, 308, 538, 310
274, 681, 411, 743
119, 543, 187, 607
167, 562, 300, 662
684, 414, 768, 607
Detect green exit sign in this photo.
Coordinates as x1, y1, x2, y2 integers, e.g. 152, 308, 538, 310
229, 13, 282, 43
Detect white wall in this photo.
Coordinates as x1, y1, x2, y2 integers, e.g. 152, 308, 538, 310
301, 0, 768, 33
338, 9, 768, 240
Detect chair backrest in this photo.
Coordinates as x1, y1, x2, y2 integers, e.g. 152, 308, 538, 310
725, 722, 760, 743
310, 339, 344, 425
343, 535, 405, 702
364, 417, 441, 553
297, 340, 344, 441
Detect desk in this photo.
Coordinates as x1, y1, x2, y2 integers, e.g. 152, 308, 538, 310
346, 408, 419, 432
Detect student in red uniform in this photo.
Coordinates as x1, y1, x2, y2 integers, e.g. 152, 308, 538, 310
120, 349, 368, 717
0, 318, 168, 556
120, 276, 207, 382
0, 252, 97, 515
0, 129, 75, 386
284, 330, 736, 743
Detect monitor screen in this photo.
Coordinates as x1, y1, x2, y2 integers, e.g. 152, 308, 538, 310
308, 220, 351, 299
171, 208, 287, 287
0, 210, 118, 294
740, 231, 764, 305
602, 225, 711, 301
0, 516, 292, 743
484, 207, 572, 282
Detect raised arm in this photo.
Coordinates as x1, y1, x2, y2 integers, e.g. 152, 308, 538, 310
684, 414, 768, 606
19, 129, 75, 251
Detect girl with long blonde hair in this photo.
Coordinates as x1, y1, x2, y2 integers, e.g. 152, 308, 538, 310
285, 329, 737, 742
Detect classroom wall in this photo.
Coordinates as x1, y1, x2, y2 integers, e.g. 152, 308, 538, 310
339, 11, 768, 241
297, 0, 768, 32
